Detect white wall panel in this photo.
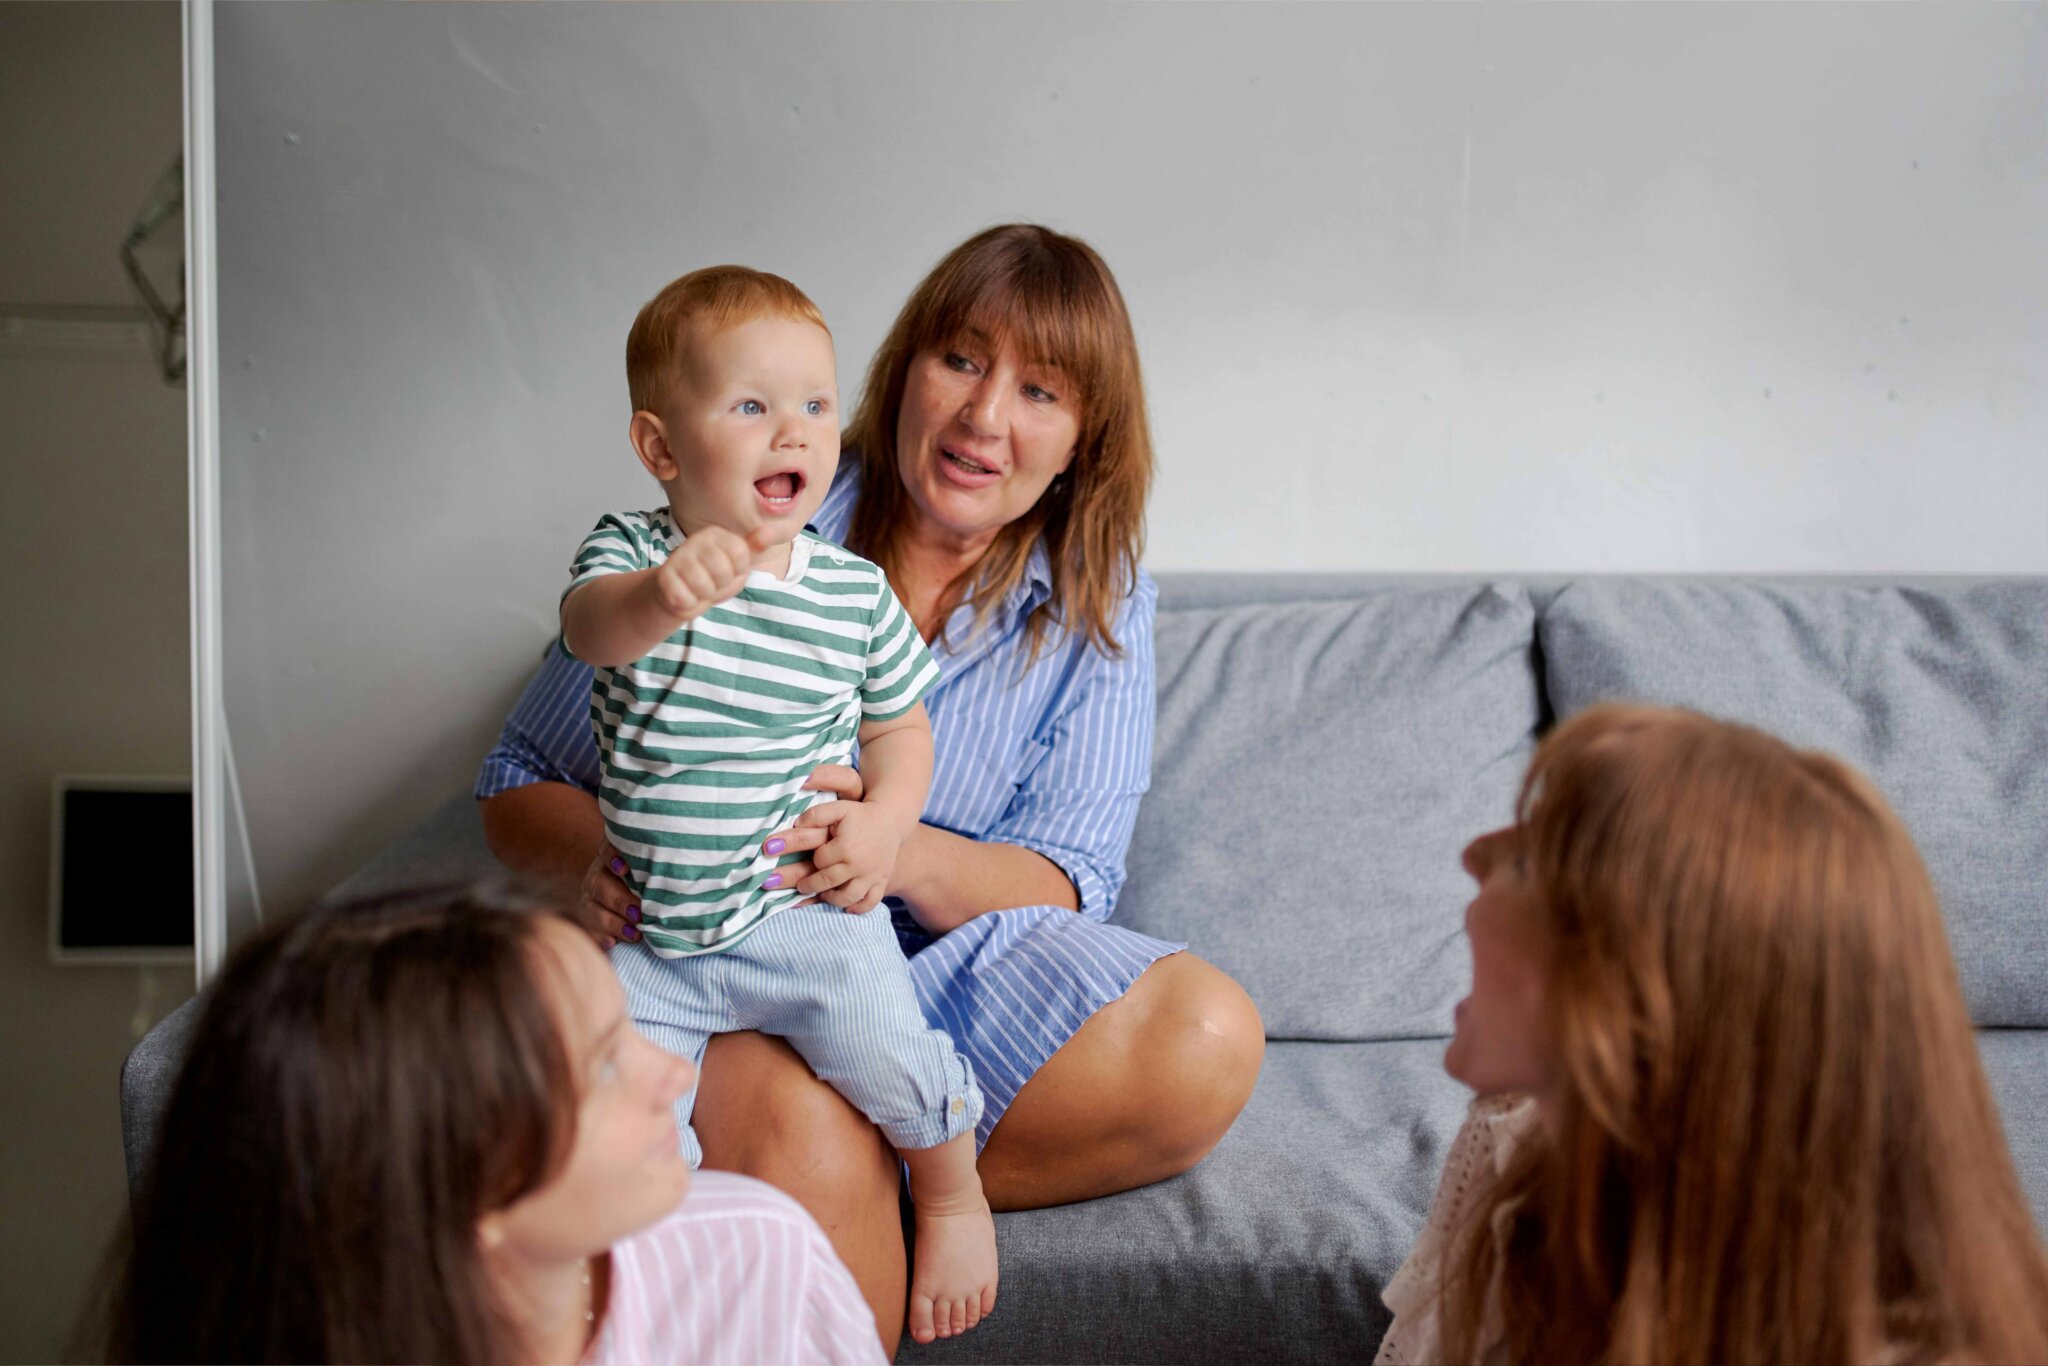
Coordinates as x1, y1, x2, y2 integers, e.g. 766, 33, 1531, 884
214, 2, 2048, 911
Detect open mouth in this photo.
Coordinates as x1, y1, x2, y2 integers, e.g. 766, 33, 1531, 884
942, 447, 997, 476
754, 470, 806, 505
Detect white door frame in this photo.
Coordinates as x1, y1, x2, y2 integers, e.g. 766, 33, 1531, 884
185, 0, 226, 987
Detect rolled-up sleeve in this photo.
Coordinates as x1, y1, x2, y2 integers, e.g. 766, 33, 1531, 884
984, 574, 1157, 921
473, 642, 603, 799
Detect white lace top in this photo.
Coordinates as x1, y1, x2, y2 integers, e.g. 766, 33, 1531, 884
1375, 1093, 1540, 1366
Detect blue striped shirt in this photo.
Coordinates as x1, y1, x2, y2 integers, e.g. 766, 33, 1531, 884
477, 470, 1182, 1141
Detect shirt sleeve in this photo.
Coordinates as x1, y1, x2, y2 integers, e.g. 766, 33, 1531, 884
560, 512, 661, 665
860, 571, 941, 722
562, 512, 654, 598
592, 1173, 885, 1366
983, 572, 1157, 921
794, 1214, 890, 1365
1375, 1093, 1539, 1366
473, 641, 602, 799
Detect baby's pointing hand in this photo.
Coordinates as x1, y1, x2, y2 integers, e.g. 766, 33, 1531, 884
652, 524, 778, 622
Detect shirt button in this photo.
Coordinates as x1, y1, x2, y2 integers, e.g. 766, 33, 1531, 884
951, 1098, 966, 1115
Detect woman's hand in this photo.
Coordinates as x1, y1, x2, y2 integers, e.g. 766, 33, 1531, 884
765, 765, 895, 913
577, 842, 644, 948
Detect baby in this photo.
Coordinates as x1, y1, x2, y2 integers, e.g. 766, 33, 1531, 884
559, 266, 995, 1343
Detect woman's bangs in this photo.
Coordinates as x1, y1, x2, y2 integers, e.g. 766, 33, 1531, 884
926, 267, 1115, 413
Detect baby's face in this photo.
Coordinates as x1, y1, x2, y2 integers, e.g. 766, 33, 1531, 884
650, 315, 839, 546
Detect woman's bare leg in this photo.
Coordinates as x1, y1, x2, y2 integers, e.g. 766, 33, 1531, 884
694, 1031, 907, 1356
977, 953, 1265, 1210
689, 955, 1262, 1350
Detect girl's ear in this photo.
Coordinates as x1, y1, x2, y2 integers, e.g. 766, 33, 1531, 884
629, 411, 680, 481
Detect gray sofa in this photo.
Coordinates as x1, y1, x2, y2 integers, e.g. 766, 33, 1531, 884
122, 573, 2048, 1364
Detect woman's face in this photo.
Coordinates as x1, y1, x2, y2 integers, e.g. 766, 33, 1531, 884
1443, 826, 1557, 1099
893, 333, 1080, 551
480, 919, 693, 1264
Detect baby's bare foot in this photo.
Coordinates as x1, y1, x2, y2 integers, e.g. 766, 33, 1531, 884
907, 1196, 998, 1344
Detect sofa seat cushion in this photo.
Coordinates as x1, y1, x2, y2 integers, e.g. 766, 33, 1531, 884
1540, 580, 2048, 1026
895, 1028, 2048, 1365
899, 1037, 1474, 1364
1119, 584, 1543, 1041
1982, 1029, 2048, 1232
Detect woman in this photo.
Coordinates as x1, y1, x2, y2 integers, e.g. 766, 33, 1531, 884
477, 223, 1264, 1348
107, 885, 885, 1365
1379, 705, 2048, 1365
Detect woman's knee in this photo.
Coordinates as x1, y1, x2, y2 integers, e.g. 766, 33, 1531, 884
695, 1032, 898, 1207
1129, 956, 1265, 1165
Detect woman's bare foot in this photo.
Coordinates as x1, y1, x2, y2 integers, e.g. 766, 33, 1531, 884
908, 1192, 998, 1344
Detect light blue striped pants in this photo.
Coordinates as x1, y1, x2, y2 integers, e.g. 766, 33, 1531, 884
611, 903, 983, 1166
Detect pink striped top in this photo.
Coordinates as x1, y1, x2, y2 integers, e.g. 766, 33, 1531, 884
584, 1171, 886, 1366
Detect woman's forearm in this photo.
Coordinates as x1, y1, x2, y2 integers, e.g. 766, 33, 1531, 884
478, 782, 607, 889
893, 824, 1079, 933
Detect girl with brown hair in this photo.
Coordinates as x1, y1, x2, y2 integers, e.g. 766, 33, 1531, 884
478, 223, 1264, 1349
1379, 704, 2048, 1366
106, 886, 884, 1365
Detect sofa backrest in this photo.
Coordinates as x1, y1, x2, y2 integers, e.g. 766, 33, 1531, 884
1128, 572, 2048, 1040
1118, 580, 1544, 1041
1540, 578, 2048, 1028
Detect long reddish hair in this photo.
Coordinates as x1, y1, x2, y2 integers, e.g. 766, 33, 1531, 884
1441, 704, 2048, 1365
842, 223, 1152, 663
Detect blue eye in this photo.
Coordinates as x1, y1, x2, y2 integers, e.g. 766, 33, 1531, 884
805, 399, 827, 416
945, 352, 976, 374
737, 400, 764, 416
1025, 384, 1056, 404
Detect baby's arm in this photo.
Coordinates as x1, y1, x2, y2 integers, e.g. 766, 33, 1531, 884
791, 704, 932, 913
854, 703, 935, 841
561, 524, 767, 667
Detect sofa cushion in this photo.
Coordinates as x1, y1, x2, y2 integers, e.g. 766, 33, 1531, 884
892, 1026, 2048, 1366
898, 1037, 1475, 1365
1118, 584, 1542, 1041
1983, 1029, 2048, 1233
1539, 580, 2048, 1027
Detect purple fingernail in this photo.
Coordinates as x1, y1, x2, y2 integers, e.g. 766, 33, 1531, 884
765, 838, 786, 855
627, 904, 641, 924
609, 857, 625, 874
764, 873, 783, 889
622, 924, 640, 941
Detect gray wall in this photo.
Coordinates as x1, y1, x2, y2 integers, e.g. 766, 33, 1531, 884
215, 2, 2048, 916
0, 4, 191, 1359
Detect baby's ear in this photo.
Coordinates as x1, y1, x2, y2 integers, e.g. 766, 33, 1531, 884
629, 410, 679, 481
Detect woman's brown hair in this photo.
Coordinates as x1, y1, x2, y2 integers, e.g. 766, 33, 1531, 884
1441, 705, 2048, 1365
841, 223, 1153, 663
105, 885, 581, 1365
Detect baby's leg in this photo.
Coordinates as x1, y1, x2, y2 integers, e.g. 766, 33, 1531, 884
900, 1132, 997, 1344
730, 905, 995, 1342
610, 939, 730, 1167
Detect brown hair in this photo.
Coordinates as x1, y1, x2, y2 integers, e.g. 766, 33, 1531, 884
626, 264, 829, 412
1439, 705, 2048, 1365
842, 223, 1152, 663
105, 885, 582, 1365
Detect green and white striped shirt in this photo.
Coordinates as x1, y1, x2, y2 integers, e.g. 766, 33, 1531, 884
564, 509, 939, 957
